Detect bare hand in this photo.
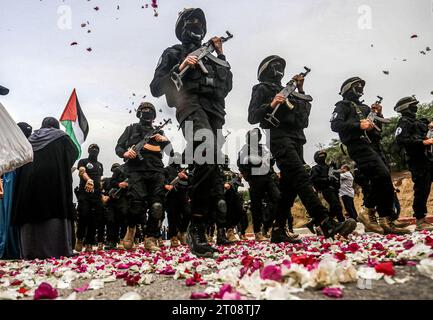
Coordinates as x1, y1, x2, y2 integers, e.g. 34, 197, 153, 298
119, 181, 129, 189
0, 178, 3, 199
85, 179, 95, 193
165, 184, 174, 191
423, 138, 433, 146
224, 183, 231, 190
211, 37, 223, 55
124, 148, 137, 160
292, 74, 305, 92
271, 93, 286, 109
178, 172, 188, 180
180, 55, 199, 71
360, 119, 374, 131
152, 134, 168, 143
102, 195, 110, 204
371, 103, 383, 114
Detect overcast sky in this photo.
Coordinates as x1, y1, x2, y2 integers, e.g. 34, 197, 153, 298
1, 0, 432, 181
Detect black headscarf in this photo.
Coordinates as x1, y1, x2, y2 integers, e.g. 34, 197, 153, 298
41, 117, 60, 129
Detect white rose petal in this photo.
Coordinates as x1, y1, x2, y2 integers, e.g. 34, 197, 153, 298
119, 292, 143, 300
417, 259, 433, 279
88, 279, 105, 290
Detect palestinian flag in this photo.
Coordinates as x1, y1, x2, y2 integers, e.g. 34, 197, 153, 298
60, 89, 89, 158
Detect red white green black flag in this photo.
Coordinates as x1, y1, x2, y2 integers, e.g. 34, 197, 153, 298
59, 89, 89, 158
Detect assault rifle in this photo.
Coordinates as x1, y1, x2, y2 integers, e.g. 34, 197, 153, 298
367, 96, 391, 131
264, 66, 313, 128
127, 118, 172, 162
108, 178, 129, 200
361, 96, 391, 143
171, 31, 234, 91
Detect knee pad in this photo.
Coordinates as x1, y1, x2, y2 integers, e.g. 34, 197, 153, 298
151, 202, 164, 220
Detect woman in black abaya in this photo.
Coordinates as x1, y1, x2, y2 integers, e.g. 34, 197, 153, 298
12, 117, 78, 260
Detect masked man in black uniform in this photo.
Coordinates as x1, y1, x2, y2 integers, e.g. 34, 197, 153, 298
238, 128, 282, 242
164, 152, 191, 247
76, 144, 104, 252
221, 156, 244, 243
330, 77, 410, 234
249, 56, 357, 239
310, 150, 345, 222
395, 96, 433, 231
150, 8, 233, 257
115, 102, 173, 251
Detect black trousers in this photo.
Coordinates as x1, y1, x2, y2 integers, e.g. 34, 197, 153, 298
126, 171, 165, 238
409, 161, 433, 219
225, 188, 244, 229
321, 188, 345, 222
249, 175, 280, 233
105, 196, 128, 243
271, 137, 328, 226
348, 143, 394, 218
76, 192, 103, 245
341, 195, 358, 220
181, 108, 226, 226
165, 189, 191, 238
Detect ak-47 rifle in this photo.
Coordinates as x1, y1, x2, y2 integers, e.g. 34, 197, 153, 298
361, 96, 391, 143
126, 118, 172, 162
171, 31, 234, 91
108, 178, 129, 200
264, 66, 313, 128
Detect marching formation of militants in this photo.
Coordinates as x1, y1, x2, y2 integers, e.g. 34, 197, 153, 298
2, 7, 433, 261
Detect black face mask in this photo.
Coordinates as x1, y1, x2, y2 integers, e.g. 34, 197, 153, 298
89, 149, 99, 161
182, 19, 205, 43
408, 105, 418, 114
317, 155, 326, 164
139, 112, 154, 125
262, 61, 284, 83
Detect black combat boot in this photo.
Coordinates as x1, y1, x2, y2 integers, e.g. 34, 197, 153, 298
320, 217, 357, 238
304, 219, 316, 234
187, 223, 215, 258
270, 226, 302, 244
216, 228, 233, 246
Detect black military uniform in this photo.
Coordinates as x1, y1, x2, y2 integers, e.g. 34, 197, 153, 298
164, 153, 191, 245
221, 157, 244, 242
395, 96, 433, 231
150, 8, 233, 257
115, 102, 172, 251
76, 144, 104, 249
238, 128, 281, 240
249, 56, 356, 239
102, 163, 128, 249
330, 77, 409, 234
310, 151, 344, 222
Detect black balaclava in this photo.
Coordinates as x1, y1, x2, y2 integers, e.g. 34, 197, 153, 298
137, 102, 156, 126
41, 117, 60, 129
343, 82, 364, 104
17, 122, 33, 138
260, 60, 285, 84
314, 151, 327, 165
111, 163, 121, 173
176, 9, 207, 47
88, 144, 100, 161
